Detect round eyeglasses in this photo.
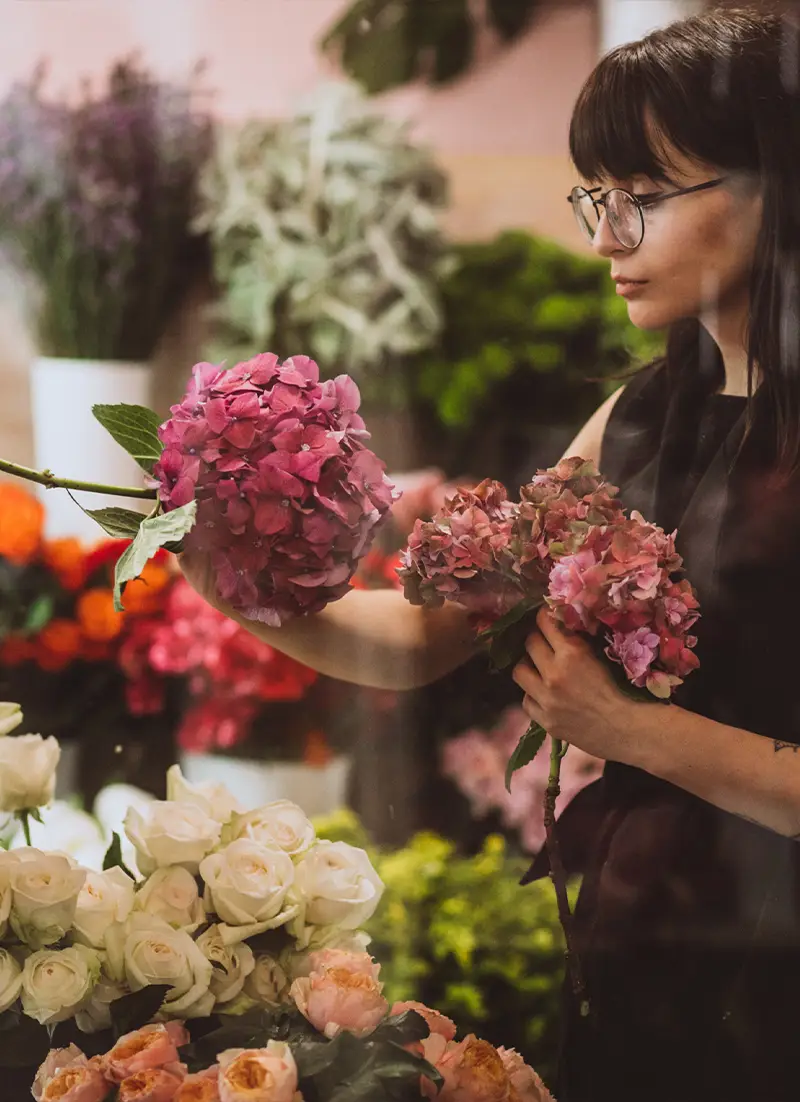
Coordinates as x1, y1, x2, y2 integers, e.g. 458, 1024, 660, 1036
567, 177, 729, 249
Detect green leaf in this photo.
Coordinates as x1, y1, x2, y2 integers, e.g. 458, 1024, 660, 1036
371, 1009, 429, 1047
113, 502, 197, 611
83, 507, 149, 541
505, 722, 547, 791
110, 985, 170, 1039
22, 594, 53, 635
102, 832, 136, 881
476, 597, 537, 640
92, 404, 163, 475
0, 1008, 48, 1067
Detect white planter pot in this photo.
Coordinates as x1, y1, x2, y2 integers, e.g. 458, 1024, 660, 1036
30, 357, 153, 540
179, 752, 352, 818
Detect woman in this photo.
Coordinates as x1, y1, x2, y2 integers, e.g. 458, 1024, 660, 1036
183, 7, 800, 1098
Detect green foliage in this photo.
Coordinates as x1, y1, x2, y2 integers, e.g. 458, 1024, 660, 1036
409, 230, 665, 438
315, 812, 577, 1082
196, 83, 450, 406
320, 0, 544, 95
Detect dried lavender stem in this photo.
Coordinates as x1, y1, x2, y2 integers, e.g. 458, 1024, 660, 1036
0, 456, 157, 500
545, 736, 590, 1018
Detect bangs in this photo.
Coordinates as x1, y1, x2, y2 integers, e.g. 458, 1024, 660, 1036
568, 45, 696, 187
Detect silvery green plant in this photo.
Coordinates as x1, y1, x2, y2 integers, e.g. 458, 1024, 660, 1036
194, 82, 451, 405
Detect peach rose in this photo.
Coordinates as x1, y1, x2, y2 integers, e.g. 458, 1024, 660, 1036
421, 1034, 512, 1102
174, 1069, 221, 1101
217, 1042, 297, 1102
118, 1067, 185, 1101
497, 1048, 555, 1102
391, 999, 457, 1041
289, 950, 387, 1039
33, 1045, 87, 1100
104, 1022, 190, 1083
40, 1064, 110, 1102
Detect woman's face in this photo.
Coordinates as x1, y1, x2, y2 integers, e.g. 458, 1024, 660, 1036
584, 136, 763, 334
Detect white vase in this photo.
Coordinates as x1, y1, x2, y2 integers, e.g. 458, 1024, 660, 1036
179, 752, 352, 819
30, 357, 153, 541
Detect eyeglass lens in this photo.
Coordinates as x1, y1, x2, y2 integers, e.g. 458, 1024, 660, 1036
572, 188, 643, 249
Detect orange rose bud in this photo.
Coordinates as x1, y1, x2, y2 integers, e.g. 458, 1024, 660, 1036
0, 482, 44, 565
76, 588, 123, 642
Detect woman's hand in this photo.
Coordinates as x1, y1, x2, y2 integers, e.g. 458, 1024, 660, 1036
512, 606, 637, 763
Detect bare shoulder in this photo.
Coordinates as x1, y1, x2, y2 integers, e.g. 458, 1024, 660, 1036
559, 382, 628, 467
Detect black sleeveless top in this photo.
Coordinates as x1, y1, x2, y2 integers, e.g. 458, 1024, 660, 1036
529, 360, 800, 1102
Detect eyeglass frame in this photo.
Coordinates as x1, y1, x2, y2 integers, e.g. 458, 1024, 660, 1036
566, 176, 730, 249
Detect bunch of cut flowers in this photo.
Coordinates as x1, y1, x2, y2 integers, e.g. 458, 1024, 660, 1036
398, 458, 701, 1013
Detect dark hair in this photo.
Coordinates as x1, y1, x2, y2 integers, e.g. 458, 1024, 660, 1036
569, 3, 800, 479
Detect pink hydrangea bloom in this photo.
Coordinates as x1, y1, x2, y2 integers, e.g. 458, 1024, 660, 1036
153, 355, 397, 624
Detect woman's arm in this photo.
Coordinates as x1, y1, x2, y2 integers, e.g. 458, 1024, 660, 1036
628, 701, 800, 839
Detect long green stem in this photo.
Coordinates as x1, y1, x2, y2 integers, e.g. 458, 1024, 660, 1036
0, 456, 157, 500
544, 736, 590, 1018
18, 811, 32, 848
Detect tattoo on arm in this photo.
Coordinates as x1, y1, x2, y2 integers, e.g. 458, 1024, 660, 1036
773, 740, 800, 754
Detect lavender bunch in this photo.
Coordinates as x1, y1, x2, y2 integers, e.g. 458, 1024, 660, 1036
0, 58, 213, 360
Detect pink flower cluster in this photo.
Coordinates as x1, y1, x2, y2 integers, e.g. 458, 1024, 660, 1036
32, 951, 556, 1102
442, 706, 604, 854
118, 579, 318, 751
153, 354, 397, 624
400, 456, 701, 701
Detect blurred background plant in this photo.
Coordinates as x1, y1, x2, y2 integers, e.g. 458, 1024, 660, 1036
315, 808, 574, 1086
0, 55, 212, 360
194, 81, 450, 406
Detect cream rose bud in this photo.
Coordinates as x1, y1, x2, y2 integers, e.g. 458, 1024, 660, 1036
133, 866, 206, 932
0, 946, 22, 1013
106, 913, 214, 1019
196, 924, 255, 1005
166, 765, 241, 824
290, 841, 384, 935
244, 953, 290, 1008
223, 800, 315, 858
124, 801, 222, 876
0, 733, 60, 812
200, 839, 297, 931
0, 702, 23, 737
75, 973, 129, 1034
22, 945, 100, 1025
73, 867, 136, 950
8, 849, 86, 949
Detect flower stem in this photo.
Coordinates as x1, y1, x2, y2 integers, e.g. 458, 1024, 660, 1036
544, 736, 590, 1018
18, 811, 32, 847
0, 456, 157, 500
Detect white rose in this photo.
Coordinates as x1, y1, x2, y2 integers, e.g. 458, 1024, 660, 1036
133, 866, 205, 932
196, 924, 255, 1005
290, 841, 384, 941
224, 801, 315, 858
21, 945, 100, 1025
73, 867, 135, 949
19, 801, 108, 871
0, 702, 23, 737
244, 952, 290, 1007
0, 947, 22, 1012
106, 913, 213, 1018
199, 840, 298, 942
0, 734, 60, 812
8, 849, 86, 949
0, 852, 14, 939
124, 801, 222, 876
166, 765, 241, 823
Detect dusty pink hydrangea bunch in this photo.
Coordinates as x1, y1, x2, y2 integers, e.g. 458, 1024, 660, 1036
399, 456, 701, 701
153, 354, 397, 624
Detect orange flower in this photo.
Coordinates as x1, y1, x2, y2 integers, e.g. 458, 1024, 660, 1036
41, 538, 89, 591
76, 588, 123, 642
0, 482, 44, 565
35, 619, 82, 671
121, 562, 171, 616
0, 635, 36, 666
303, 729, 333, 767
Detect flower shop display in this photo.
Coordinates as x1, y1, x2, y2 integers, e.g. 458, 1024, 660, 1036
194, 83, 449, 406
442, 706, 603, 855
398, 459, 701, 1014
0, 702, 556, 1102
0, 57, 212, 538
